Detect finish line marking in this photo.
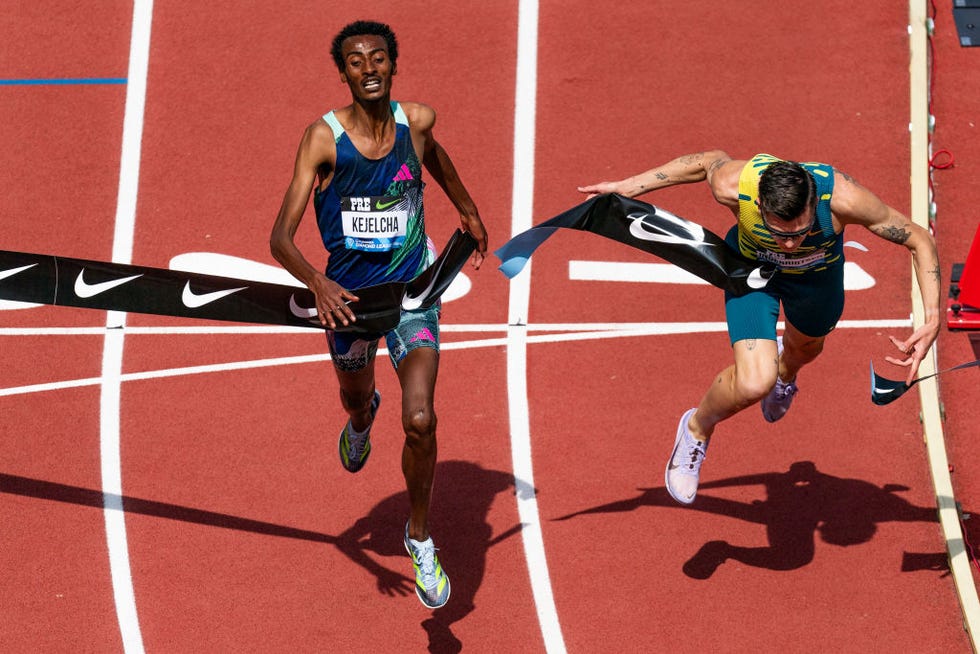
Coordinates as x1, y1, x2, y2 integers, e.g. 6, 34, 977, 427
101, 3, 153, 653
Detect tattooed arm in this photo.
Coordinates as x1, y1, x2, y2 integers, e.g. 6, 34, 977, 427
577, 150, 743, 207
831, 170, 942, 383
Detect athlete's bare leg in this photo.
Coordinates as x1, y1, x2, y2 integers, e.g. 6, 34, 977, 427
687, 338, 777, 442
396, 347, 440, 542
778, 321, 826, 382
335, 361, 378, 432
688, 323, 827, 441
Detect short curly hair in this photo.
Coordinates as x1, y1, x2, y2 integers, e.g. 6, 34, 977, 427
330, 20, 398, 72
758, 160, 816, 221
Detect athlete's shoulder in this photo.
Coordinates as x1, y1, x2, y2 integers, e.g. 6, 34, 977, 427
397, 101, 436, 130
827, 169, 875, 222
310, 113, 338, 135
709, 153, 746, 185
292, 114, 339, 170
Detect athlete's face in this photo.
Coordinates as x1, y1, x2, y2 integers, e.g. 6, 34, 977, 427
759, 204, 816, 252
339, 35, 395, 101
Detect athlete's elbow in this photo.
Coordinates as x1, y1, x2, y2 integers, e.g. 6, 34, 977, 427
269, 231, 289, 265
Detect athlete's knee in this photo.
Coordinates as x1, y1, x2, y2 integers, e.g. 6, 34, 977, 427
733, 366, 778, 404
339, 386, 375, 414
402, 405, 437, 443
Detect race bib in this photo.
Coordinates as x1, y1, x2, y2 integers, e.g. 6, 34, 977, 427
755, 248, 827, 270
341, 195, 408, 252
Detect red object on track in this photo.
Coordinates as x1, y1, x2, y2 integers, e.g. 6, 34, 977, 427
948, 224, 980, 330
958, 223, 980, 308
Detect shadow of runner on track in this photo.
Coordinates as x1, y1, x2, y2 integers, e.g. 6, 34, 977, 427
333, 460, 520, 654
0, 471, 340, 543
1, 460, 522, 653
554, 461, 945, 579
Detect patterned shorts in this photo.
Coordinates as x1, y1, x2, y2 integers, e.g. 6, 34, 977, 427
327, 304, 441, 372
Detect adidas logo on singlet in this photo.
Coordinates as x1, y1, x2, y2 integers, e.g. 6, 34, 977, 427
393, 164, 413, 182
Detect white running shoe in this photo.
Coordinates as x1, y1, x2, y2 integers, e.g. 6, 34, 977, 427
761, 377, 799, 423
665, 408, 708, 505
761, 337, 798, 423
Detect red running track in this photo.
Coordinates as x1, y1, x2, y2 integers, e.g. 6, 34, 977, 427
0, 2, 974, 652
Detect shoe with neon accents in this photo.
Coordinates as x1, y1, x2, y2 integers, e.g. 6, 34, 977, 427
404, 523, 451, 609
338, 390, 380, 473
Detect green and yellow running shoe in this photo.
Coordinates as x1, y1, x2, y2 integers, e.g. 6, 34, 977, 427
338, 390, 380, 473
403, 522, 451, 609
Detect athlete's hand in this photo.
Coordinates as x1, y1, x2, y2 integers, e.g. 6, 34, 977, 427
310, 273, 359, 329
576, 181, 619, 199
461, 213, 488, 270
884, 321, 940, 384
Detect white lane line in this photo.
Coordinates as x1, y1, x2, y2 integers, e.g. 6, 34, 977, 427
509, 2, 567, 653
0, 318, 916, 399
569, 259, 878, 290
570, 261, 705, 284
102, 2, 152, 652
0, 317, 912, 338
908, 1, 980, 645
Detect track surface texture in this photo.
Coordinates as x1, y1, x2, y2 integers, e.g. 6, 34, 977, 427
1, 2, 977, 652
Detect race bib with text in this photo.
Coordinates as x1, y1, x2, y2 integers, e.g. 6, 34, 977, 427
341, 195, 409, 252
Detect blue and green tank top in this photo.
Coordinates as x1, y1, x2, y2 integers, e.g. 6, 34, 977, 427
313, 101, 428, 288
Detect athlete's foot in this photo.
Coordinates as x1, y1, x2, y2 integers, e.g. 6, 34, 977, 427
665, 408, 708, 504
761, 377, 798, 423
338, 390, 381, 473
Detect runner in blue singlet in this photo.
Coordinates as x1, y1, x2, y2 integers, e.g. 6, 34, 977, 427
270, 20, 487, 610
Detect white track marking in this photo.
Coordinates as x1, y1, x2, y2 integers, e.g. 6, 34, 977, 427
169, 252, 305, 286
569, 260, 877, 290
907, 1, 980, 646
0, 300, 43, 310
507, 2, 566, 652
570, 261, 706, 284
101, 3, 152, 653
0, 317, 912, 337
0, 320, 915, 399
168, 251, 473, 303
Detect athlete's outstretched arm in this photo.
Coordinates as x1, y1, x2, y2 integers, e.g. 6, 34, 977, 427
832, 171, 941, 383
577, 150, 738, 203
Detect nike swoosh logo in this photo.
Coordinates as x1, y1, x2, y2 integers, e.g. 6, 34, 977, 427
402, 264, 445, 311
746, 266, 773, 289
181, 282, 247, 308
289, 293, 317, 319
0, 263, 38, 282
374, 198, 401, 210
627, 211, 713, 246
667, 441, 682, 471
872, 386, 897, 394
74, 269, 143, 298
